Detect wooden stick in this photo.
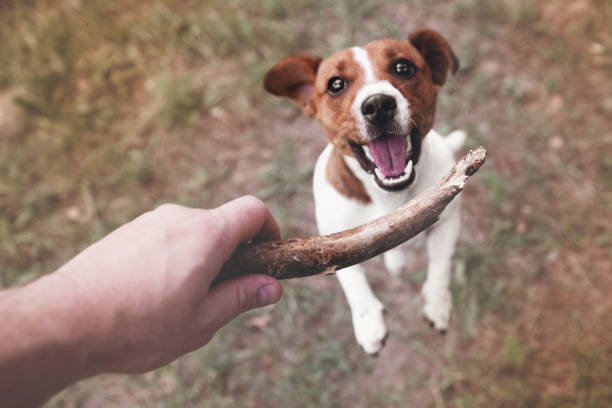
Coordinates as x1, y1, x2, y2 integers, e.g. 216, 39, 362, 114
216, 147, 486, 282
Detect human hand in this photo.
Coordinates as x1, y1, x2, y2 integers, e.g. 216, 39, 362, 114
51, 196, 283, 374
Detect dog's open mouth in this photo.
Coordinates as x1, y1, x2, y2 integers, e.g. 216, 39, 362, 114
349, 127, 421, 192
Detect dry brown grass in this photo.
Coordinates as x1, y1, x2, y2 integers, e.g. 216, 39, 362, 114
1, 0, 610, 406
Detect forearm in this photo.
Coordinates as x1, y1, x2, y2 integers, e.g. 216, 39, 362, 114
0, 274, 97, 407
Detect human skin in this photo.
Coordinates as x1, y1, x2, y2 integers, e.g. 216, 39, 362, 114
0, 196, 283, 407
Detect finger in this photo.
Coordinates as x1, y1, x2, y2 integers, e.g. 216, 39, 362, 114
200, 274, 283, 333
197, 196, 279, 289
213, 195, 280, 251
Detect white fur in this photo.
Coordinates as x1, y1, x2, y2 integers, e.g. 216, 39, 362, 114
351, 47, 376, 82
313, 130, 463, 354
445, 129, 467, 153
350, 47, 411, 143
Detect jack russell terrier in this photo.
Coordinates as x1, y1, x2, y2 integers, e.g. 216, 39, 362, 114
263, 29, 465, 354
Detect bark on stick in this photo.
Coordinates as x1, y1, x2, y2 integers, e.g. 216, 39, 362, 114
217, 147, 486, 282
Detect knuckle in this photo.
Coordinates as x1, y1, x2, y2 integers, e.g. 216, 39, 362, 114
203, 209, 229, 239
196, 211, 225, 240
154, 203, 182, 216
241, 195, 266, 214
243, 194, 263, 206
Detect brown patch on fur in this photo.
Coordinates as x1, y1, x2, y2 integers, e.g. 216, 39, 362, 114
313, 49, 366, 157
263, 55, 322, 116
326, 148, 371, 204
385, 48, 397, 59
409, 29, 459, 86
365, 38, 441, 139
262, 29, 458, 159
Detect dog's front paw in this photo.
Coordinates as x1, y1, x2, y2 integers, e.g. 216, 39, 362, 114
384, 249, 407, 278
352, 303, 388, 355
422, 286, 452, 332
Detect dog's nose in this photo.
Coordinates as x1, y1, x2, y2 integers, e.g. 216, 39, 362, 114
361, 94, 397, 125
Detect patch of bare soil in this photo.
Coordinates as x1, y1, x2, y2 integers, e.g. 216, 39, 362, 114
455, 0, 612, 404
523, 249, 612, 397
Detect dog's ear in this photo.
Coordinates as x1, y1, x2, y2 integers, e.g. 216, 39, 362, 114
263, 55, 322, 116
409, 29, 459, 87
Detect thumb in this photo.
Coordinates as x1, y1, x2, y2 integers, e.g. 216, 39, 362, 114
201, 275, 282, 332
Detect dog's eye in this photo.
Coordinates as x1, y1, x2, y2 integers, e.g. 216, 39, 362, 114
391, 58, 417, 78
327, 76, 347, 95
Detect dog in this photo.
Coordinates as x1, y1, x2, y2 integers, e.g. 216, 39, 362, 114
263, 29, 464, 354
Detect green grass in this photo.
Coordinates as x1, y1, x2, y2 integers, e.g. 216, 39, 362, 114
0, 0, 329, 285
258, 144, 314, 235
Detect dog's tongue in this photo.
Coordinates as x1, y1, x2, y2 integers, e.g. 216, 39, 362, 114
368, 134, 407, 177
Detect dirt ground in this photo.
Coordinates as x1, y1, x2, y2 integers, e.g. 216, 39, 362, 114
1, 0, 611, 407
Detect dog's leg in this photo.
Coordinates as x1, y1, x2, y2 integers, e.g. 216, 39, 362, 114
337, 265, 387, 354
383, 246, 407, 278
422, 208, 460, 331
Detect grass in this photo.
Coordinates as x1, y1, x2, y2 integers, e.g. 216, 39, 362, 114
1, 0, 611, 407
575, 347, 612, 407
258, 144, 315, 235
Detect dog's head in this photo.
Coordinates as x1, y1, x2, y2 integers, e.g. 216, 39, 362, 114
264, 29, 458, 191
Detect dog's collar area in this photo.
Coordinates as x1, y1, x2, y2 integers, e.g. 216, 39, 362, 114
349, 127, 421, 191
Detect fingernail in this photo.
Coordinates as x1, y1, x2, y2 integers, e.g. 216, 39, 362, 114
256, 284, 279, 307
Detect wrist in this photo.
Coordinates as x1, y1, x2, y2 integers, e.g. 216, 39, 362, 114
0, 274, 100, 406
28, 274, 100, 378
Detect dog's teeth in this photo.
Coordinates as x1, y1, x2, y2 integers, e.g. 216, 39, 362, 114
373, 157, 415, 187
374, 162, 414, 186
363, 145, 374, 162
404, 160, 413, 176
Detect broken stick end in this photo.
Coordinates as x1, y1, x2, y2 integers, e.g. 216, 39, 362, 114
445, 146, 487, 189
464, 147, 487, 177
